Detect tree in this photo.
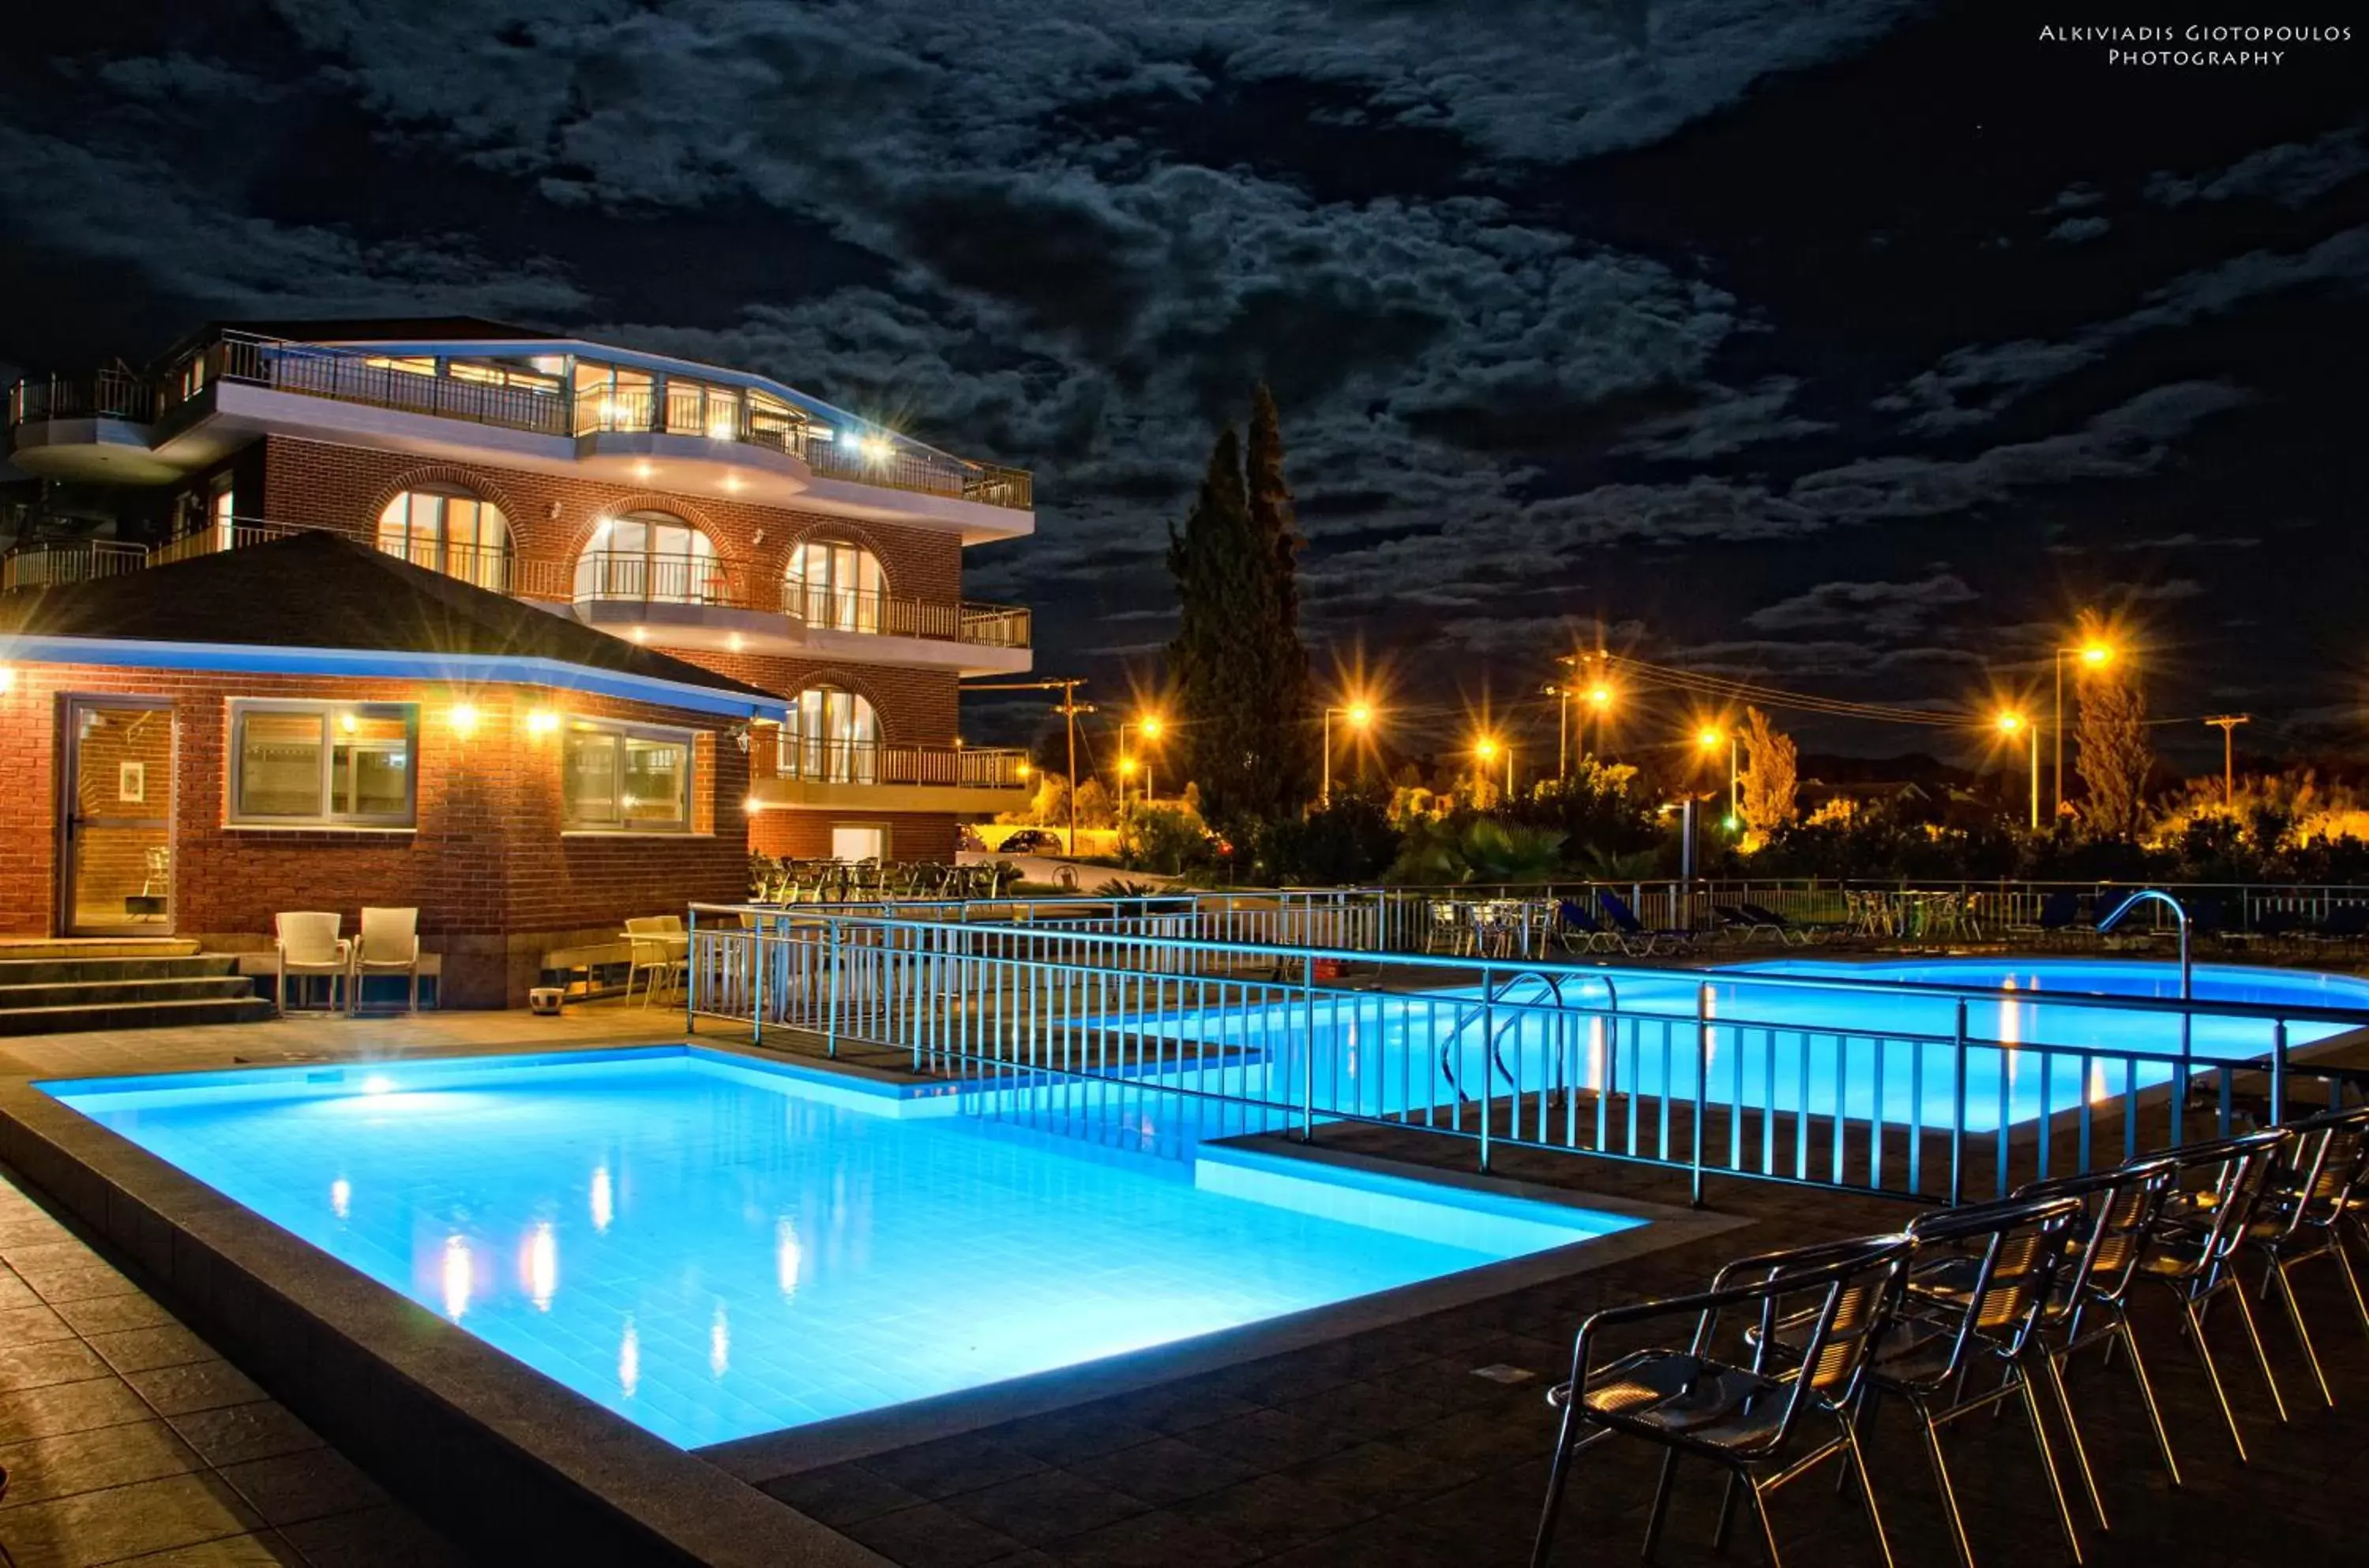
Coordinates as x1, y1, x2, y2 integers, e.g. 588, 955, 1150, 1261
1739, 707, 1800, 839
2074, 611, 2153, 838
1166, 398, 1313, 826
1245, 384, 1314, 805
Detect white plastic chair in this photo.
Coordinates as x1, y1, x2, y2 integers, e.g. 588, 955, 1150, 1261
351, 906, 422, 1015
274, 912, 351, 1015
622, 916, 689, 1007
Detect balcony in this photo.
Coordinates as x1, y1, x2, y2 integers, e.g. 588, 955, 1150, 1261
755, 738, 1032, 814
2, 527, 1031, 673
6, 332, 1033, 520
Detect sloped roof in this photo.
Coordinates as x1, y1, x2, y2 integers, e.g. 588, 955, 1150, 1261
0, 531, 778, 703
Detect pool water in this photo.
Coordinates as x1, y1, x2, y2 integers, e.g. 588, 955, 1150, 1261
1132, 958, 2369, 1133
43, 1048, 1632, 1450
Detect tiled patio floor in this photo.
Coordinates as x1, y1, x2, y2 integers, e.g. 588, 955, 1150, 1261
4, 1004, 2365, 1566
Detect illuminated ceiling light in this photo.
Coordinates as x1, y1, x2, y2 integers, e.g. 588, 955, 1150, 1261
338, 711, 359, 734
449, 703, 480, 737
632, 628, 648, 644
726, 632, 744, 652
633, 460, 655, 480
722, 473, 744, 493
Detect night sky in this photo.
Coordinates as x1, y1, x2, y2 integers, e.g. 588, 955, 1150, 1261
3, 2, 2363, 775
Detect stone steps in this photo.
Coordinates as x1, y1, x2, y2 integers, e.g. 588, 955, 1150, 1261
0, 951, 272, 1037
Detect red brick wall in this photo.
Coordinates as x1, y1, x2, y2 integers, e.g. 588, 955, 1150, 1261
251, 436, 974, 853
749, 811, 957, 863
0, 662, 750, 1005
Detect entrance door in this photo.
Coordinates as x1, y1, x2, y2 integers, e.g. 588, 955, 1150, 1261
62, 698, 175, 936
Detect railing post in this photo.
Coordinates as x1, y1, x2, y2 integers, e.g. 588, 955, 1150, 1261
1479, 966, 1496, 1173
1300, 955, 1317, 1144
684, 906, 698, 1036
1949, 998, 1968, 1207
1691, 981, 1710, 1207
825, 918, 842, 1060
749, 912, 765, 1047
2271, 1018, 2288, 1125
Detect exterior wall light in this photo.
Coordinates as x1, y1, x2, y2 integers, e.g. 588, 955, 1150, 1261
526, 709, 559, 737
449, 703, 481, 737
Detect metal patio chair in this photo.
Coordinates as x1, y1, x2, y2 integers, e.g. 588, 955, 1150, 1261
2137, 1127, 2295, 1461
2013, 1156, 2184, 1523
2240, 1104, 2369, 1408
1859, 1194, 2089, 1567
1530, 1232, 1913, 1568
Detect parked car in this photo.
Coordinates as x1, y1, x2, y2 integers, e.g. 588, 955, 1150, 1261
997, 828, 1062, 854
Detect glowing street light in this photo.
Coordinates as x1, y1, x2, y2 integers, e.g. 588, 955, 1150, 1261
1997, 710, 2039, 830
2052, 632, 2119, 819
1321, 699, 1376, 807
1474, 733, 1511, 798
1697, 726, 1739, 827
1118, 711, 1166, 808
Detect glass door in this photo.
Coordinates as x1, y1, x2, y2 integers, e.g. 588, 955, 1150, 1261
62, 698, 175, 935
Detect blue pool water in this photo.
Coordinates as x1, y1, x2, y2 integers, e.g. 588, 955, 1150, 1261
1132, 958, 2369, 1134
43, 1048, 1632, 1449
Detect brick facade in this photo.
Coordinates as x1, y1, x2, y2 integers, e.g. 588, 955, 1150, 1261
231, 435, 969, 855
0, 662, 752, 1007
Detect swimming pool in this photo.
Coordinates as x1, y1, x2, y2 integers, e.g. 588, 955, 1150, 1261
1122, 958, 2369, 1133
42, 1047, 1634, 1450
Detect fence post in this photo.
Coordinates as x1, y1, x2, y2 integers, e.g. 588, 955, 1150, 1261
1949, 998, 1968, 1207
2271, 1018, 2288, 1125
825, 919, 842, 1060
1691, 982, 1710, 1207
1300, 955, 1317, 1145
750, 912, 764, 1047
1479, 967, 1496, 1173
684, 907, 698, 1036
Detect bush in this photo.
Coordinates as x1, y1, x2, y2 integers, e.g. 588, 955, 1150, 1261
1253, 794, 1402, 885
1118, 801, 1216, 875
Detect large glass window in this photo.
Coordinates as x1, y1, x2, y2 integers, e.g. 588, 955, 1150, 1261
574, 512, 718, 604
573, 362, 655, 433
230, 702, 415, 827
784, 540, 885, 632
377, 490, 512, 590
562, 719, 695, 831
783, 687, 878, 783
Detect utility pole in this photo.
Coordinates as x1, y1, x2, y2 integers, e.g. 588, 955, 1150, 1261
964, 677, 1093, 852
2203, 715, 2250, 810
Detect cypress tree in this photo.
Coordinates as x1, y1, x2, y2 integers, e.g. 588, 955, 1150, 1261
1166, 428, 1267, 823
2074, 611, 2153, 838
1245, 383, 1314, 810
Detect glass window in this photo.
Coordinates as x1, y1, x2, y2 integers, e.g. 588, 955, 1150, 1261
783, 687, 877, 783
664, 378, 741, 441
574, 512, 718, 605
231, 702, 416, 826
784, 541, 884, 632
377, 490, 512, 590
562, 718, 695, 831
573, 362, 655, 433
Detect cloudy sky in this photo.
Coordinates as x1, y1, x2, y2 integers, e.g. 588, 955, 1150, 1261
3, 1, 2363, 770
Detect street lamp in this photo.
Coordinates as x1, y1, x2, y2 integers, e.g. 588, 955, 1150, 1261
2052, 637, 2116, 819
1321, 700, 1375, 807
1119, 713, 1165, 805
1475, 733, 1511, 801
1117, 752, 1139, 809
1997, 711, 2039, 830
1697, 726, 1738, 827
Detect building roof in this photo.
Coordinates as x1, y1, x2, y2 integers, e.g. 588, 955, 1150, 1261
0, 531, 782, 708
193, 317, 563, 351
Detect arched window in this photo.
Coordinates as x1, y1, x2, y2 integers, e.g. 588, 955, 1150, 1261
378, 488, 512, 591
785, 539, 885, 632
784, 687, 878, 783
575, 512, 718, 604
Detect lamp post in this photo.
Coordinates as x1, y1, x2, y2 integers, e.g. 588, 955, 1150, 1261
1321, 701, 1374, 807
1541, 685, 1571, 782
1998, 711, 2039, 831
2052, 638, 2114, 820
1697, 726, 1737, 827
1585, 681, 1613, 765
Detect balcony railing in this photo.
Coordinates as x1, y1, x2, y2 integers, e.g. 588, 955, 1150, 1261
0, 538, 148, 591
50, 330, 1033, 510
582, 550, 1030, 649
6, 370, 163, 427
777, 739, 1030, 790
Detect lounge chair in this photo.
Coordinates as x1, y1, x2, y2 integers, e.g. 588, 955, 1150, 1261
350, 906, 423, 1015
2310, 903, 2369, 943
1593, 889, 1693, 956
1530, 1234, 1913, 1568
273, 912, 351, 1015
1556, 898, 1620, 955
2009, 890, 2081, 945
1738, 902, 1828, 946
623, 916, 689, 1007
